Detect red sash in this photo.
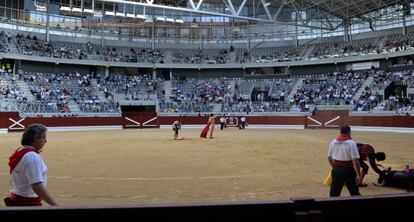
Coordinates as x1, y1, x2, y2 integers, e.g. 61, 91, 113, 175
333, 160, 354, 168
9, 147, 38, 174
8, 193, 42, 206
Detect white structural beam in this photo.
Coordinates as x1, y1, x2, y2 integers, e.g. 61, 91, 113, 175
273, 1, 287, 20
195, 0, 204, 10
97, 0, 335, 30
100, 0, 291, 25
224, 0, 237, 15
188, 0, 196, 10
259, 0, 273, 21
236, 0, 248, 16
188, 0, 204, 11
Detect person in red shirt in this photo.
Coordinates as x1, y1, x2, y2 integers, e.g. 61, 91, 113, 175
356, 143, 385, 187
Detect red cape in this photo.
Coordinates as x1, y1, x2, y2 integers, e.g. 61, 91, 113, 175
200, 124, 209, 138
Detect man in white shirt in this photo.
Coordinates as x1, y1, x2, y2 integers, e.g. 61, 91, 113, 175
240, 116, 246, 129
4, 124, 59, 206
328, 125, 361, 197
219, 115, 226, 130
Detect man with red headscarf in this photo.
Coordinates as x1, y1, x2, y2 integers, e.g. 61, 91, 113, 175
328, 125, 361, 197
4, 124, 60, 206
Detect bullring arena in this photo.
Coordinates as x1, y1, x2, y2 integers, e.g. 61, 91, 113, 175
0, 126, 413, 206
2, 0, 414, 220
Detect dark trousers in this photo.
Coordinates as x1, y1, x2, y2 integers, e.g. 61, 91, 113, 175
330, 166, 360, 197
220, 123, 224, 130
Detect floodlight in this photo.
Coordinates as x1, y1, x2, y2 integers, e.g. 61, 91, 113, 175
36, 5, 47, 12
83, 8, 93, 14
72, 7, 83, 13
94, 11, 103, 17
116, 12, 126, 17
156, 16, 166, 21
126, 13, 136, 18
60, 6, 71, 12
105, 11, 115, 16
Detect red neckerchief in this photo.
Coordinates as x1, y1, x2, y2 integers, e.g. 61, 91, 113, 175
336, 133, 352, 142
8, 147, 39, 174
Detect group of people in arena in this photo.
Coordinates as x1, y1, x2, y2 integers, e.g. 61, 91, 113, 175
172, 114, 248, 140
4, 121, 410, 206
327, 125, 412, 197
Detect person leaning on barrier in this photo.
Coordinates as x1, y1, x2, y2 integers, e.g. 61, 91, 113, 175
328, 125, 361, 197
4, 124, 60, 206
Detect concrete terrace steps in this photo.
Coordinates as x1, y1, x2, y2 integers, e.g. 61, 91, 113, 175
163, 80, 172, 101
90, 78, 109, 103
302, 44, 315, 58
229, 51, 237, 63
354, 75, 374, 100
15, 79, 35, 101
212, 103, 222, 113
287, 78, 303, 101
66, 100, 80, 113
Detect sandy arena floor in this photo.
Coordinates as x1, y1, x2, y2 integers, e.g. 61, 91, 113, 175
0, 128, 412, 206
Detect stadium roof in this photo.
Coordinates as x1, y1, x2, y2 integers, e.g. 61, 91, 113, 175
38, 0, 411, 29
278, 0, 409, 19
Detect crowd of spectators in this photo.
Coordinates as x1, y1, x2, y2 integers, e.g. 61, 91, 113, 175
14, 33, 91, 59
292, 72, 366, 112
3, 31, 414, 65
97, 73, 160, 102
1, 68, 413, 115
19, 72, 119, 114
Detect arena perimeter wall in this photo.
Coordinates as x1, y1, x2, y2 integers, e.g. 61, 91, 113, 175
1, 111, 414, 133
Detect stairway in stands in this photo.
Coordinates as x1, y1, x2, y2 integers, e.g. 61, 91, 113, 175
302, 44, 315, 59
229, 79, 236, 94
6, 38, 19, 54
90, 79, 109, 103
353, 75, 374, 101
164, 50, 172, 63
67, 100, 80, 113
287, 78, 303, 101
163, 80, 172, 101
212, 103, 222, 114
15, 78, 34, 101
229, 51, 237, 63
287, 78, 303, 110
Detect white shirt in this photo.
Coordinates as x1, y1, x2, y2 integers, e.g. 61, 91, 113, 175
241, 117, 246, 122
10, 151, 48, 198
220, 117, 225, 123
328, 139, 359, 161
